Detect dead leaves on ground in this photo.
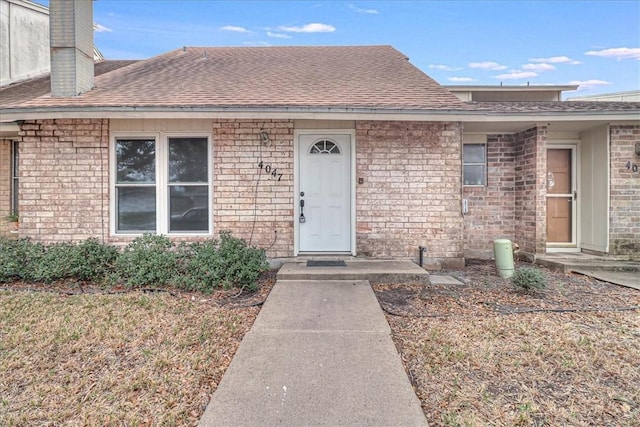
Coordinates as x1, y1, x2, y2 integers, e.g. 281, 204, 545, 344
374, 262, 640, 427
0, 275, 275, 426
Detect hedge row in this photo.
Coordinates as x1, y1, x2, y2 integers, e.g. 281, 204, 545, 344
0, 232, 268, 293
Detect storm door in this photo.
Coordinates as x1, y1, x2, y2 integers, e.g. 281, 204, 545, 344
546, 147, 577, 245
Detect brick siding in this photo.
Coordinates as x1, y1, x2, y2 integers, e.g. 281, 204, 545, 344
355, 121, 464, 267
514, 126, 547, 254
17, 118, 468, 265
463, 134, 516, 257
212, 119, 294, 259
609, 124, 640, 255
17, 119, 110, 242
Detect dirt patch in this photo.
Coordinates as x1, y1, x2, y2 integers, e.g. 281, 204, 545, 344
374, 261, 640, 426
0, 271, 275, 426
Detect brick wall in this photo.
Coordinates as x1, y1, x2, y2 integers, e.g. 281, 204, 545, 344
17, 119, 109, 242
514, 126, 547, 254
355, 121, 464, 267
609, 124, 640, 255
463, 134, 516, 257
212, 119, 294, 259
17, 118, 467, 264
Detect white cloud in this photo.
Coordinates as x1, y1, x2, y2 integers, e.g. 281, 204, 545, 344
267, 31, 291, 39
585, 47, 640, 60
530, 56, 581, 64
221, 25, 250, 33
468, 61, 507, 70
93, 23, 112, 33
278, 23, 336, 33
569, 79, 612, 90
348, 4, 379, 14
243, 40, 271, 47
522, 63, 556, 72
429, 64, 462, 71
448, 77, 476, 82
495, 71, 538, 80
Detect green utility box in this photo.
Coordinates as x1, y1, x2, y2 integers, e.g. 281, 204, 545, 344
493, 239, 514, 279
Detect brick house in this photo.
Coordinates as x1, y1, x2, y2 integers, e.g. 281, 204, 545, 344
1, 3, 639, 267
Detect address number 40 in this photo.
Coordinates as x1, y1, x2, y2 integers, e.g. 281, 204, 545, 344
625, 161, 639, 174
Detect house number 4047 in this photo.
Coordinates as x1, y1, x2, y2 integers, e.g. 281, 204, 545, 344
258, 160, 283, 181
625, 161, 639, 174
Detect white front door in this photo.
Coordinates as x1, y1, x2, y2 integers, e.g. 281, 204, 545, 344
298, 134, 352, 252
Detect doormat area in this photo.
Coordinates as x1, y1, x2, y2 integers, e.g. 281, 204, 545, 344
306, 260, 347, 267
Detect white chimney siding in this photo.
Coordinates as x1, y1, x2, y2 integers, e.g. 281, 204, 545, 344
50, 0, 94, 97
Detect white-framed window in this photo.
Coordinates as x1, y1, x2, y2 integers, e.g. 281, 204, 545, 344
111, 133, 212, 235
463, 143, 486, 186
11, 141, 19, 214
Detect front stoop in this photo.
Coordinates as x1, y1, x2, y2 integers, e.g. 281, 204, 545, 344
276, 260, 430, 284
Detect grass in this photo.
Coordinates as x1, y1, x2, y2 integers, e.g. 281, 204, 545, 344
377, 263, 640, 426
2, 263, 638, 426
0, 289, 264, 426
392, 311, 639, 426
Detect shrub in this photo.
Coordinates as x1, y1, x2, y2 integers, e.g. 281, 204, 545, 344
511, 267, 548, 292
181, 231, 268, 293
0, 238, 45, 282
2, 233, 267, 292
71, 238, 119, 282
30, 241, 77, 283
113, 234, 180, 288
1, 238, 119, 284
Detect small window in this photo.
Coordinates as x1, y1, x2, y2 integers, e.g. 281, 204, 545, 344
310, 140, 341, 154
463, 144, 486, 186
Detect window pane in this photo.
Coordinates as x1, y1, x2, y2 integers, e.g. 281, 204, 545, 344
169, 186, 209, 232
463, 144, 485, 163
12, 141, 19, 214
117, 187, 156, 231
463, 165, 485, 186
116, 139, 156, 183
169, 138, 208, 183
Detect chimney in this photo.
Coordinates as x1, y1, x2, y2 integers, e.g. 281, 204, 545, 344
50, 0, 94, 97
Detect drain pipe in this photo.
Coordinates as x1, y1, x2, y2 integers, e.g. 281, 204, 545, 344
418, 246, 427, 268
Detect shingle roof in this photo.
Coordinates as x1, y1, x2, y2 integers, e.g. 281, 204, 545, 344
8, 46, 468, 111
0, 60, 138, 108
469, 101, 640, 113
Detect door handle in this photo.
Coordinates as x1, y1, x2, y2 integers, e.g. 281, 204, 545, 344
299, 199, 306, 223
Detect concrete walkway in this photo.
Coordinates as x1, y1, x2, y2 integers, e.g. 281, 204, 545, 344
199, 279, 428, 426
535, 253, 640, 290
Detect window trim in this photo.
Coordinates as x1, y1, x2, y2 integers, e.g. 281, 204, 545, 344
110, 132, 213, 236
11, 140, 19, 214
463, 141, 487, 187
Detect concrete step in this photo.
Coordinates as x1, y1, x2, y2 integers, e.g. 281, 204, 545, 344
276, 260, 430, 284
535, 258, 640, 274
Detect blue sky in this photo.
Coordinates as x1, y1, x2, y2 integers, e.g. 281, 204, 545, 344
37, 0, 640, 96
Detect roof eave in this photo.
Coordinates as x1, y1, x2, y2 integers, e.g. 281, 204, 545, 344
1, 105, 638, 123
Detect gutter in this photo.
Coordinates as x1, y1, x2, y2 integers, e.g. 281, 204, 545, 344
1, 105, 639, 123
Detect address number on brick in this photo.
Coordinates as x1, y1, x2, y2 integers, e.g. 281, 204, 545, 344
258, 160, 283, 181
625, 161, 639, 174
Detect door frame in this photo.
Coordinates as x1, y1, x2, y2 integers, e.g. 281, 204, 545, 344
546, 143, 580, 252
293, 129, 356, 256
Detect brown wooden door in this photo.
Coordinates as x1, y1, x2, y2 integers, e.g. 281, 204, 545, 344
546, 149, 573, 243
